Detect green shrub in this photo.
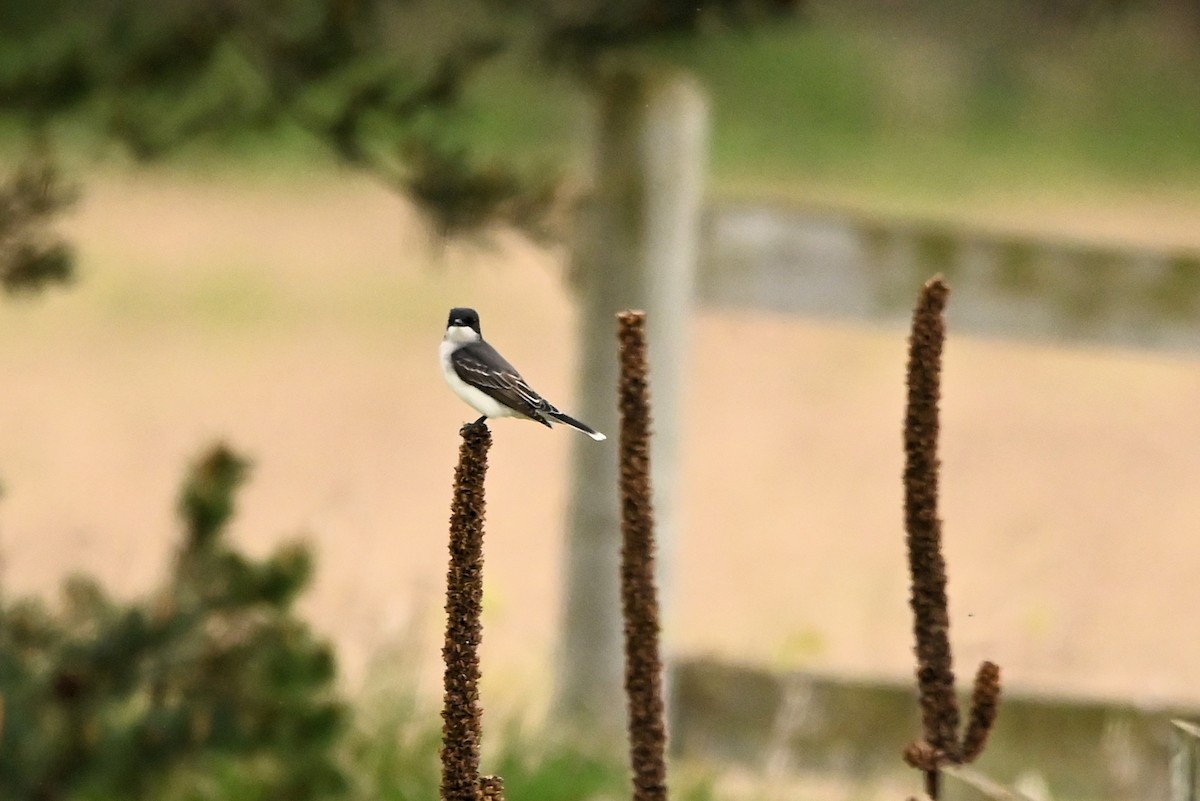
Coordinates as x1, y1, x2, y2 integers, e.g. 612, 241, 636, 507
0, 444, 346, 801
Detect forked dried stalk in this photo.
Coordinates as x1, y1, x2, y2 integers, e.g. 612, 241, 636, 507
901, 277, 1002, 800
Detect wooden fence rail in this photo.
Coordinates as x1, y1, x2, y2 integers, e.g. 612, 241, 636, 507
1171, 720, 1200, 801
699, 203, 1200, 353
672, 658, 1192, 801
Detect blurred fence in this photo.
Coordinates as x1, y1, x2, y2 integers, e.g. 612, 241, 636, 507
1172, 720, 1200, 801
699, 203, 1200, 352
671, 658, 1199, 801
681, 207, 1200, 801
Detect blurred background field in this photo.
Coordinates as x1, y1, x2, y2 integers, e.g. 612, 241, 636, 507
6, 168, 1200, 700
4, 1, 1200, 800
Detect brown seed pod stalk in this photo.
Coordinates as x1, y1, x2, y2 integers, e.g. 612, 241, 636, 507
901, 277, 1002, 800
441, 422, 493, 801
618, 310, 668, 801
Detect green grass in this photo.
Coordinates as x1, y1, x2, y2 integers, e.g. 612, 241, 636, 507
342, 645, 721, 801
663, 11, 1200, 201
455, 8, 1200, 209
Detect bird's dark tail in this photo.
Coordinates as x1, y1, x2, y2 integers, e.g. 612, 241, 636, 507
544, 410, 606, 441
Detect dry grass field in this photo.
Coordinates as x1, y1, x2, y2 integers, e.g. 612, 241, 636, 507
3, 168, 1200, 714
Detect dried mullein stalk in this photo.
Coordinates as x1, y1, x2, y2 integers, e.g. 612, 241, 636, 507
901, 277, 1002, 800
617, 310, 669, 801
478, 775, 505, 801
442, 422, 493, 801
904, 277, 961, 768
961, 661, 1002, 763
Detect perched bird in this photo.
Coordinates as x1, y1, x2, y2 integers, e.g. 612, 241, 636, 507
440, 307, 606, 441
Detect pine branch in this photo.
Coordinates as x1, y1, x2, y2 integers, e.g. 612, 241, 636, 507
0, 148, 75, 295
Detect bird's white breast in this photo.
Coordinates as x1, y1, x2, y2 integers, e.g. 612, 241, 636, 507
440, 340, 515, 420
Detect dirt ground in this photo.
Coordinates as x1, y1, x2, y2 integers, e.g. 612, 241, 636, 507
3, 169, 1200, 714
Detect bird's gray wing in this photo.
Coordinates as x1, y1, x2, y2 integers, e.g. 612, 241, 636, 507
451, 341, 555, 425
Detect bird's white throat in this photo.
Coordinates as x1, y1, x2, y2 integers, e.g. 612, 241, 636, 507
444, 325, 481, 344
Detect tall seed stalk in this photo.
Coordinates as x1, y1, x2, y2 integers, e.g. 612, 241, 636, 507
901, 277, 1002, 801
441, 422, 497, 801
617, 310, 669, 801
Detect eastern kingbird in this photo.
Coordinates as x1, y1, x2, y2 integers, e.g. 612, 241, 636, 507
440, 308, 606, 441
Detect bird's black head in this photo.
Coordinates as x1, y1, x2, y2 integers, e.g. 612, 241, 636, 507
447, 307, 481, 335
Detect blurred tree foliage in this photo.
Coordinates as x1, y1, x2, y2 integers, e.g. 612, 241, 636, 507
0, 0, 800, 282
0, 444, 345, 801
0, 149, 75, 294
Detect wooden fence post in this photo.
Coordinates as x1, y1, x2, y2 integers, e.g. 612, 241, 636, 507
553, 68, 708, 737
1171, 720, 1200, 801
